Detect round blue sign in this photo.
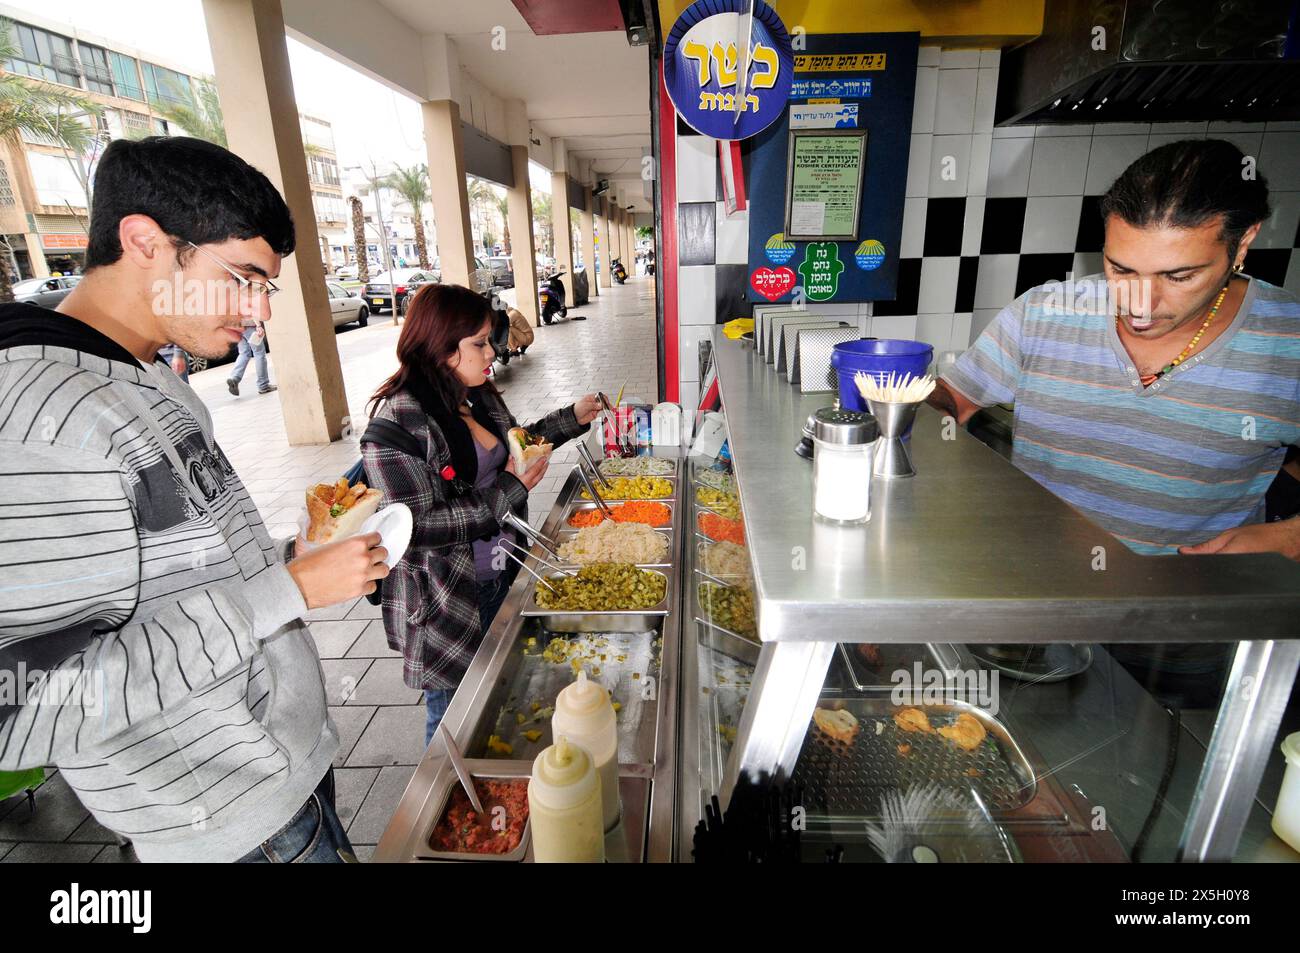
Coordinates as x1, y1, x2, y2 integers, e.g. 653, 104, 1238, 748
765, 232, 795, 265
663, 0, 793, 141
855, 239, 886, 271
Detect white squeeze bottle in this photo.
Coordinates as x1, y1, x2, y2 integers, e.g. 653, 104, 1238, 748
552, 669, 621, 831
528, 736, 605, 863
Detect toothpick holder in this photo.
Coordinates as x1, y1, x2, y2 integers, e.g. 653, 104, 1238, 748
867, 398, 924, 479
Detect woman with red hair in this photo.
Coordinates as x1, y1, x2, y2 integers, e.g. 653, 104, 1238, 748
364, 284, 600, 743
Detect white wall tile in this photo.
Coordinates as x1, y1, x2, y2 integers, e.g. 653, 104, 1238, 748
1028, 136, 1089, 195
901, 196, 927, 257
1093, 122, 1151, 136
974, 254, 1019, 309
1083, 134, 1149, 195
918, 257, 960, 313
978, 50, 1001, 68
935, 68, 977, 134
1256, 192, 1300, 250
714, 203, 749, 264
916, 313, 955, 351
967, 133, 992, 196
1260, 132, 1300, 190
969, 308, 1002, 345
992, 123, 1036, 138
1021, 196, 1084, 253
1035, 124, 1094, 137
940, 49, 982, 68
1208, 121, 1266, 133
678, 380, 701, 416
962, 196, 986, 256
676, 134, 716, 203
1285, 251, 1300, 299
1147, 133, 1195, 151
929, 134, 972, 197
1149, 121, 1208, 136
986, 136, 1032, 196
678, 266, 716, 326
1072, 252, 1104, 278
679, 324, 714, 382
906, 134, 932, 197
870, 315, 918, 340
1217, 130, 1263, 164
912, 66, 938, 135
950, 312, 973, 350
1266, 121, 1300, 132
974, 68, 998, 133
918, 46, 941, 67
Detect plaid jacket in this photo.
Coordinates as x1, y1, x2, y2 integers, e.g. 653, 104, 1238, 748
363, 387, 588, 690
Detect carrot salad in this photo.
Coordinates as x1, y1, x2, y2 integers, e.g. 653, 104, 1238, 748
698, 512, 744, 545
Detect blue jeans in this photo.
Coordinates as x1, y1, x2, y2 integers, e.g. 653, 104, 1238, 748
424, 574, 512, 745
229, 327, 270, 390
158, 344, 188, 382
235, 768, 355, 863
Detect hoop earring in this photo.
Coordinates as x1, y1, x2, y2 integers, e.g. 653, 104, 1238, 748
1232, 261, 1244, 274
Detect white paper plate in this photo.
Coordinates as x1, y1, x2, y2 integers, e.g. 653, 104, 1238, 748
360, 503, 413, 567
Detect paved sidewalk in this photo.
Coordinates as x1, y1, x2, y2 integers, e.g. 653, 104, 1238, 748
0, 277, 657, 863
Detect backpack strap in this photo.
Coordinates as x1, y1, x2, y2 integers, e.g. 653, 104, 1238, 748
360, 418, 425, 459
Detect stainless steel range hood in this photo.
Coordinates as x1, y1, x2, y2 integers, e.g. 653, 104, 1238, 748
996, 0, 1300, 125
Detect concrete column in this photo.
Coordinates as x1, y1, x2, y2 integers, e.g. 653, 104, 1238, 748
506, 144, 539, 325
623, 212, 634, 272
596, 200, 611, 289
422, 99, 475, 290
201, 0, 346, 444
581, 186, 598, 298
24, 235, 50, 278
611, 204, 623, 269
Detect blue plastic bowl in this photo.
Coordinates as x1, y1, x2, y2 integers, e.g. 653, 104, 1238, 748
831, 339, 934, 412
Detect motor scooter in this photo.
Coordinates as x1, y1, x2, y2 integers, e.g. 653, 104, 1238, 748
611, 258, 628, 284
539, 269, 569, 324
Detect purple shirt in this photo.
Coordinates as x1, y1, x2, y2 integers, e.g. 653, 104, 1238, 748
471, 437, 509, 580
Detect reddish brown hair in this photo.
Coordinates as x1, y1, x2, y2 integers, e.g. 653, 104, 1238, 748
367, 283, 496, 418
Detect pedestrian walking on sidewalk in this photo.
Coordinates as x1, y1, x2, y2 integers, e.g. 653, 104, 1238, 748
227, 321, 277, 395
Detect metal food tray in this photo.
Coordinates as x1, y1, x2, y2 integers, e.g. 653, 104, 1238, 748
694, 539, 753, 587
695, 580, 759, 644
596, 457, 680, 480
550, 528, 674, 569
477, 629, 663, 765
791, 698, 1037, 823
837, 642, 963, 692
697, 627, 757, 781
572, 485, 677, 504
561, 499, 675, 531
414, 769, 531, 862
519, 567, 674, 633
693, 469, 736, 494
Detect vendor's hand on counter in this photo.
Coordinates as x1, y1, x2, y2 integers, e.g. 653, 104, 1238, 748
506, 453, 549, 491
574, 394, 601, 426
1178, 519, 1300, 561
288, 532, 390, 608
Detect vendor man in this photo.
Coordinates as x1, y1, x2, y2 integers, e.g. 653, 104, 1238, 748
932, 139, 1300, 562
930, 139, 1300, 704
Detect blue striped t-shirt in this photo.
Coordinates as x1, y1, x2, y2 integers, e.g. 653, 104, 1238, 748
944, 274, 1300, 555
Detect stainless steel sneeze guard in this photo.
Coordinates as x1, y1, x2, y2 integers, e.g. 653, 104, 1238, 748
709, 328, 1300, 644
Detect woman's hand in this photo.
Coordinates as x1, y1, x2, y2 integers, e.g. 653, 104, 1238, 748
574, 394, 602, 426
506, 452, 549, 491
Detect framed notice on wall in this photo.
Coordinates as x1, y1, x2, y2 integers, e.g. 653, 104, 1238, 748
782, 128, 867, 241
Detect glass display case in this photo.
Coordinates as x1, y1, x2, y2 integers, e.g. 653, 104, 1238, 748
676, 330, 1300, 864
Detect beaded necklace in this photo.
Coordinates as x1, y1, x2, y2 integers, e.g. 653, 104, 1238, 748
1123, 284, 1229, 387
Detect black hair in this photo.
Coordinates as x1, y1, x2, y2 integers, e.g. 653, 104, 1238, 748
1099, 139, 1271, 256
85, 136, 295, 269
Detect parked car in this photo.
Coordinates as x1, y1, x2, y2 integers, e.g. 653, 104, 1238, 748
12, 274, 81, 308
326, 281, 369, 327
363, 268, 435, 314
430, 256, 495, 295
486, 255, 514, 288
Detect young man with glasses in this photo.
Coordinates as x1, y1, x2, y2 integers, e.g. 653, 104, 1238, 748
0, 136, 387, 862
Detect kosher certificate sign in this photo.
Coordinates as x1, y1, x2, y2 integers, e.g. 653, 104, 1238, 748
783, 128, 867, 241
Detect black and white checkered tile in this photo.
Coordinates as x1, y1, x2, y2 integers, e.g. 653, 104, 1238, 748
672, 46, 1300, 408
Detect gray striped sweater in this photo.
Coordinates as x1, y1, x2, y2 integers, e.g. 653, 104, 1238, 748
0, 306, 338, 861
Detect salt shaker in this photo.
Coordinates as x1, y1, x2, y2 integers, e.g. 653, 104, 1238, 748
812, 407, 878, 523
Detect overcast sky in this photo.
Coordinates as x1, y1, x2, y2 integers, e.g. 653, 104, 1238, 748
3, 0, 551, 193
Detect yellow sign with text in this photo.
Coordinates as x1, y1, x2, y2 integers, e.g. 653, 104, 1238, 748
794, 53, 886, 73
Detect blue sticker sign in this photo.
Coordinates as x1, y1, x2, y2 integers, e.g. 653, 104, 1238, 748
790, 78, 873, 99
764, 232, 795, 265
855, 239, 886, 270
664, 0, 793, 140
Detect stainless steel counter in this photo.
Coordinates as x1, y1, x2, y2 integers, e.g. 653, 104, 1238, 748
711, 329, 1300, 644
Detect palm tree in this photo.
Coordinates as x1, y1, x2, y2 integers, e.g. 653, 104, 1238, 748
152, 78, 225, 147
349, 195, 368, 283
493, 191, 510, 255
0, 18, 102, 301
466, 176, 497, 255
531, 189, 553, 259
381, 164, 431, 268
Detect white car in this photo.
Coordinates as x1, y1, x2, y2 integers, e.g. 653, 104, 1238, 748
326, 281, 369, 327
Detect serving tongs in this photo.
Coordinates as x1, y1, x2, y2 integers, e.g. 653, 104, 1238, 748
494, 541, 561, 594
574, 461, 616, 519
575, 440, 612, 490
598, 390, 634, 457
437, 723, 484, 815
502, 510, 562, 563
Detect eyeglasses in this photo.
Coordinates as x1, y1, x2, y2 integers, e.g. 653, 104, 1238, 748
186, 241, 280, 299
